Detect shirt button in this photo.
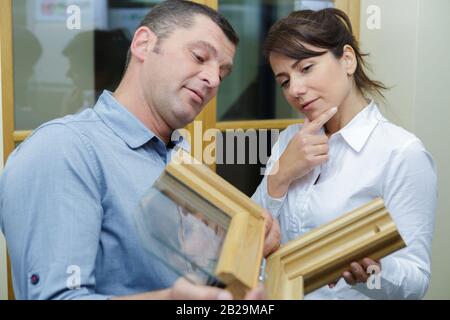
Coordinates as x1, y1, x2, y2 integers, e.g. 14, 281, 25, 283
30, 274, 40, 285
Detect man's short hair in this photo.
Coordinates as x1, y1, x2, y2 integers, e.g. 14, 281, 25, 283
125, 0, 239, 68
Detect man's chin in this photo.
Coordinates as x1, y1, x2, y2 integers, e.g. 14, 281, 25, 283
170, 113, 198, 130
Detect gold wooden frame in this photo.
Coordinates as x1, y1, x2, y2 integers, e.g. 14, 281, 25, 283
265, 198, 406, 299
162, 149, 266, 299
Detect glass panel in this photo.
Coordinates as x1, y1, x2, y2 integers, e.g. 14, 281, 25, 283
217, 0, 334, 122
134, 176, 230, 287
12, 0, 162, 131
216, 129, 277, 196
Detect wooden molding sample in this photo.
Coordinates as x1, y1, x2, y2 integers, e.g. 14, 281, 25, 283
265, 198, 406, 299
158, 149, 266, 299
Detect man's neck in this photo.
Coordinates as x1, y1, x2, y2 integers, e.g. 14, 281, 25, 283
113, 71, 172, 144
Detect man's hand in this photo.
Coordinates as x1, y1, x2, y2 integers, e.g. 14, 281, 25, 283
170, 277, 266, 300
328, 258, 381, 288
261, 210, 281, 258
113, 277, 266, 300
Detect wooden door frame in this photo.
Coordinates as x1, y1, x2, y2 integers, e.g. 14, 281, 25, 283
0, 0, 15, 300
215, 0, 361, 131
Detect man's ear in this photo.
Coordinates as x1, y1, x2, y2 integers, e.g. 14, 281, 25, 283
130, 26, 158, 63
342, 44, 358, 76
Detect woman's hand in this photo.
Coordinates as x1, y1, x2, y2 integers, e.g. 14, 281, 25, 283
261, 210, 281, 257
267, 107, 337, 198
328, 258, 381, 288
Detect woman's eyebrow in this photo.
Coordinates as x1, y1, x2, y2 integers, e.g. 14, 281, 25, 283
275, 72, 288, 79
275, 58, 314, 78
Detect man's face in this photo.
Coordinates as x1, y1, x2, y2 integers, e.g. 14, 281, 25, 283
140, 15, 236, 130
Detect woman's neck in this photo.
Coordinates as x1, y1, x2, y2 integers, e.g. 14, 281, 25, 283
325, 91, 370, 137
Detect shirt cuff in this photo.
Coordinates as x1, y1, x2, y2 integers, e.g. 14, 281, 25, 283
261, 176, 286, 218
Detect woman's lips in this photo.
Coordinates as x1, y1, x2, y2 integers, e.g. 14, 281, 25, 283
302, 98, 319, 111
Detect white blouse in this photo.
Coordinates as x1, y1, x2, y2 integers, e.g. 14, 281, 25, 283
252, 101, 437, 299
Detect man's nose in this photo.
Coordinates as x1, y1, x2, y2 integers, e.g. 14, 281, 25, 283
200, 66, 221, 89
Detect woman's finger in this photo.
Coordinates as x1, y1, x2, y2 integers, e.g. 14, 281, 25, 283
301, 107, 337, 135
350, 262, 369, 283
263, 219, 281, 257
260, 210, 273, 236
308, 144, 329, 156
342, 271, 357, 286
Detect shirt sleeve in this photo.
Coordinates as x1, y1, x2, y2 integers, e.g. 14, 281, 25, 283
251, 130, 289, 218
354, 139, 437, 299
0, 123, 111, 300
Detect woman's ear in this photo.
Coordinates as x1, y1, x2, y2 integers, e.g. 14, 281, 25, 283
342, 44, 358, 76
130, 26, 158, 63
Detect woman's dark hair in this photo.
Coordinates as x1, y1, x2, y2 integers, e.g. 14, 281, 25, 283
264, 8, 387, 100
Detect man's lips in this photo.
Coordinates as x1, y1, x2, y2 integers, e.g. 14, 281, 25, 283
185, 87, 205, 104
301, 98, 319, 111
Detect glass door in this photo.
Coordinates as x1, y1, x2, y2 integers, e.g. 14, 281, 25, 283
214, 0, 361, 196
0, 0, 215, 300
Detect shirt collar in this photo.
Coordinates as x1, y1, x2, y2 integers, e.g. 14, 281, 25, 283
334, 100, 384, 153
94, 90, 187, 151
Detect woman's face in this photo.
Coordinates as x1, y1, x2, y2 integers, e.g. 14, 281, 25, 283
269, 43, 356, 121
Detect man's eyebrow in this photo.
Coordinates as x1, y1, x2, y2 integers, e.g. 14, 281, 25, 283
189, 40, 218, 57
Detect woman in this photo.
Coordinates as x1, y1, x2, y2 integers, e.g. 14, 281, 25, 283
252, 8, 437, 299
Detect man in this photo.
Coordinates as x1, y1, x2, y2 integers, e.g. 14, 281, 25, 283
0, 0, 280, 300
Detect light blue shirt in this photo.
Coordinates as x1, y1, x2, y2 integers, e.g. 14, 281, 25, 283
0, 91, 189, 299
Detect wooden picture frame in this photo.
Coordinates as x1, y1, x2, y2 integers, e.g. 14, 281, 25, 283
158, 148, 267, 299
159, 149, 406, 299
265, 198, 406, 299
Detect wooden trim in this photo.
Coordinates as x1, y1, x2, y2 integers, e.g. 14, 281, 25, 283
215, 0, 361, 134
1, 0, 14, 164
334, 0, 361, 41
265, 198, 406, 299
0, 0, 15, 301
13, 130, 31, 143
216, 119, 303, 131
203, 0, 218, 9
187, 0, 218, 170
162, 149, 265, 298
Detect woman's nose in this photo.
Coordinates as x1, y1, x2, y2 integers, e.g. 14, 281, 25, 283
289, 78, 308, 98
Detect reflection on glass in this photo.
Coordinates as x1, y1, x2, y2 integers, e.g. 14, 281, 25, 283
134, 185, 229, 287
12, 0, 334, 129
217, 0, 334, 121
12, 0, 162, 131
